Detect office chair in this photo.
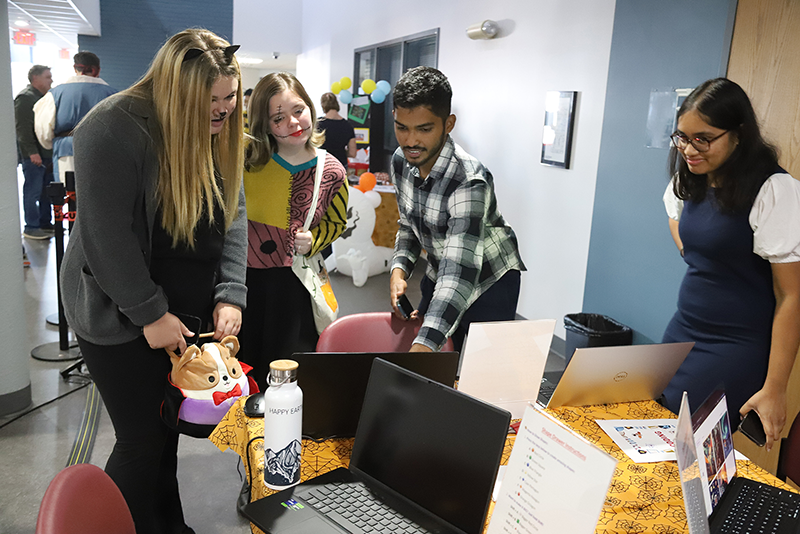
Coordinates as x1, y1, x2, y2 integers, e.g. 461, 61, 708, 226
316, 312, 455, 352
777, 412, 800, 483
35, 463, 135, 534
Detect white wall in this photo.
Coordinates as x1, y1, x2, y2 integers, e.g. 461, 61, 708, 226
298, 0, 616, 338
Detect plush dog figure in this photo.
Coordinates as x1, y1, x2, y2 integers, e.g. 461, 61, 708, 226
161, 335, 258, 438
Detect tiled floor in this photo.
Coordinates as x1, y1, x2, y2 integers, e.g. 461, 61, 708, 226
0, 236, 564, 533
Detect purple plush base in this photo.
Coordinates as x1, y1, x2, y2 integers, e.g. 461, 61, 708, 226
178, 381, 250, 425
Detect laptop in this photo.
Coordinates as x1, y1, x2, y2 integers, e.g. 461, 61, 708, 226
541, 342, 694, 408
292, 351, 459, 439
676, 390, 800, 533
242, 358, 512, 534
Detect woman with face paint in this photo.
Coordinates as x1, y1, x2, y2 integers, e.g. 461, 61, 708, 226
661, 78, 800, 452
240, 72, 348, 391
60, 29, 246, 533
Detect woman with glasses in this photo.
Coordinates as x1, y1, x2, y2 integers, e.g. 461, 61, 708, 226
661, 78, 800, 451
60, 29, 246, 533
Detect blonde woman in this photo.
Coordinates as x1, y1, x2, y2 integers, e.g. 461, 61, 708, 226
240, 73, 348, 391
61, 29, 245, 533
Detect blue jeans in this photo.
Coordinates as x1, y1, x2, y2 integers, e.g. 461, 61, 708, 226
21, 158, 54, 231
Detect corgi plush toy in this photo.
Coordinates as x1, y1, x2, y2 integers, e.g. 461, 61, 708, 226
161, 335, 258, 438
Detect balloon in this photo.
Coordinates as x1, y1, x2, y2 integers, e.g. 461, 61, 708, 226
339, 89, 353, 104
370, 89, 385, 104
331, 81, 341, 94
359, 172, 376, 192
352, 184, 365, 192
340, 76, 352, 90
376, 80, 391, 94
361, 79, 376, 94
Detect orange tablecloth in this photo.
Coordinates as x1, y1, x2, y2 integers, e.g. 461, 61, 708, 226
209, 398, 794, 534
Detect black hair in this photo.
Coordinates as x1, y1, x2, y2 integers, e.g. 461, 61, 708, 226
244, 88, 253, 96
27, 65, 50, 82
392, 66, 452, 119
669, 78, 779, 213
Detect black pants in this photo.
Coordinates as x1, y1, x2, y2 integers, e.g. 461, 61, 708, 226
78, 335, 189, 534
418, 269, 521, 353
239, 266, 319, 392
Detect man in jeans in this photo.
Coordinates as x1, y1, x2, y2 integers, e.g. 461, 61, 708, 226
15, 65, 54, 240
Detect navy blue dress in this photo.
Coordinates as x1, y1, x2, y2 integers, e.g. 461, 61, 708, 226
662, 188, 775, 425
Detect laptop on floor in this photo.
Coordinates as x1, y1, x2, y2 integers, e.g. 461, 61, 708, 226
291, 351, 459, 439
541, 342, 694, 408
242, 358, 512, 534
676, 390, 800, 534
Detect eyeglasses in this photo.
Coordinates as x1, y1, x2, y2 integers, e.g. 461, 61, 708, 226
670, 130, 729, 152
183, 44, 240, 63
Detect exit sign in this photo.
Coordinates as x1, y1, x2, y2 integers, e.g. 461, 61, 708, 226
14, 31, 36, 46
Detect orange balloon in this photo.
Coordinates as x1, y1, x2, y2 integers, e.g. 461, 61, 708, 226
359, 172, 376, 192
352, 184, 365, 192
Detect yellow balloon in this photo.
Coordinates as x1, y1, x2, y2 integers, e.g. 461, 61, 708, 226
340, 77, 352, 90
361, 79, 376, 94
331, 81, 342, 94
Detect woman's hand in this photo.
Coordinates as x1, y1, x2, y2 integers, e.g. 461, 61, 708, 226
294, 230, 312, 255
143, 312, 194, 355
741, 386, 787, 452
213, 302, 242, 339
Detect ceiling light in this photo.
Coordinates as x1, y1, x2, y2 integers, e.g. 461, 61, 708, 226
237, 57, 263, 65
15, 20, 30, 28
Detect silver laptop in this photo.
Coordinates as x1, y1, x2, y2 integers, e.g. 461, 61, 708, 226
544, 342, 693, 408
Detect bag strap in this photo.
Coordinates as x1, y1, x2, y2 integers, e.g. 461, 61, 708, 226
302, 148, 327, 232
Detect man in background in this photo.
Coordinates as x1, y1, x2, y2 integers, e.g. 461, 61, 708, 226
389, 66, 525, 352
34, 51, 117, 183
243, 88, 252, 132
15, 65, 54, 240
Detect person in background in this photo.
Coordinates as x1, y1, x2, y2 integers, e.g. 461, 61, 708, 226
60, 29, 246, 533
243, 87, 252, 132
15, 65, 54, 240
240, 73, 348, 391
662, 78, 800, 451
34, 51, 117, 183
389, 66, 525, 353
317, 91, 356, 169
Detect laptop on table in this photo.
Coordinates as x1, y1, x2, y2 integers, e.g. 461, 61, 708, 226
539, 341, 694, 408
291, 351, 460, 439
676, 390, 800, 533
242, 358, 511, 534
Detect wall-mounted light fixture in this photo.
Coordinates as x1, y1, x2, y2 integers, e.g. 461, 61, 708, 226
466, 20, 499, 40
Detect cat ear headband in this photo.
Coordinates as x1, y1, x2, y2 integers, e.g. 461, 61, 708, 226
183, 44, 240, 63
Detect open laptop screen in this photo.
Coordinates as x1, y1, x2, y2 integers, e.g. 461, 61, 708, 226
350, 359, 511, 534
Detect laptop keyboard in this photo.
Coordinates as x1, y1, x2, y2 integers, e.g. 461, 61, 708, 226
302, 481, 430, 534
537, 377, 556, 405
718, 482, 800, 533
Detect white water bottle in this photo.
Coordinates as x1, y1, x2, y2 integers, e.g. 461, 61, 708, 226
263, 359, 303, 490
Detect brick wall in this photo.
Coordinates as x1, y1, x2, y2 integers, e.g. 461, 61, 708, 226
78, 0, 233, 91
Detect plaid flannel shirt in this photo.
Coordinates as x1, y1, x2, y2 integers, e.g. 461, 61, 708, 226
391, 136, 525, 350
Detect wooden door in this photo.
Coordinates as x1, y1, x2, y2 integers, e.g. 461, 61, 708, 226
727, 0, 800, 477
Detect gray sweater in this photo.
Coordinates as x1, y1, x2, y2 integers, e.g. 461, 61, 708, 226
60, 93, 247, 345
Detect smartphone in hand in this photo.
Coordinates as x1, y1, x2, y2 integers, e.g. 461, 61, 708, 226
738, 410, 767, 447
396, 294, 415, 320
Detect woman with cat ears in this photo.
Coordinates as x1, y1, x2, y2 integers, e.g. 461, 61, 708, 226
60, 29, 246, 533
239, 72, 349, 391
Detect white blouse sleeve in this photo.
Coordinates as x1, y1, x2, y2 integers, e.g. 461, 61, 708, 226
750, 173, 800, 263
663, 179, 683, 221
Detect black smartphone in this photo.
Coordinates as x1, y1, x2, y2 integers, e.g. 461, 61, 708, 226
397, 294, 415, 319
173, 312, 202, 347
738, 410, 766, 447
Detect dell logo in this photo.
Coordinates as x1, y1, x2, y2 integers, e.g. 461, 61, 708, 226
613, 371, 628, 382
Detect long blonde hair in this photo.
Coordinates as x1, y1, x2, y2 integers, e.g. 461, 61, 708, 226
122, 28, 244, 247
245, 72, 324, 171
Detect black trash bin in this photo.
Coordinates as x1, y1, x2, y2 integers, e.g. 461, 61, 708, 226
564, 313, 633, 365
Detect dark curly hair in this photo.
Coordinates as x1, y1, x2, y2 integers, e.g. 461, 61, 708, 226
669, 78, 779, 213
392, 66, 452, 120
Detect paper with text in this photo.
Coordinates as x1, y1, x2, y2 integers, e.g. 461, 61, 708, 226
595, 419, 677, 463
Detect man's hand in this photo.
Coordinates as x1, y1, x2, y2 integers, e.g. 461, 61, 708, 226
143, 312, 194, 355
29, 154, 42, 166
294, 230, 312, 255
213, 302, 242, 340
409, 343, 433, 353
390, 268, 419, 320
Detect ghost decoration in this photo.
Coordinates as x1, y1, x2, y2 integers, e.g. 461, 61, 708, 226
333, 188, 394, 287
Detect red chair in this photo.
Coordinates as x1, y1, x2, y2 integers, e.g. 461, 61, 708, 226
35, 463, 135, 534
777, 412, 800, 483
316, 312, 455, 352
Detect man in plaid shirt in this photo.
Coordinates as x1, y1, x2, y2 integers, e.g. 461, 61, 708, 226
389, 67, 525, 352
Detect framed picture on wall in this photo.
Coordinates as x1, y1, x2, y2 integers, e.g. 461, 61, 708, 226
354, 128, 370, 144
541, 91, 578, 168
